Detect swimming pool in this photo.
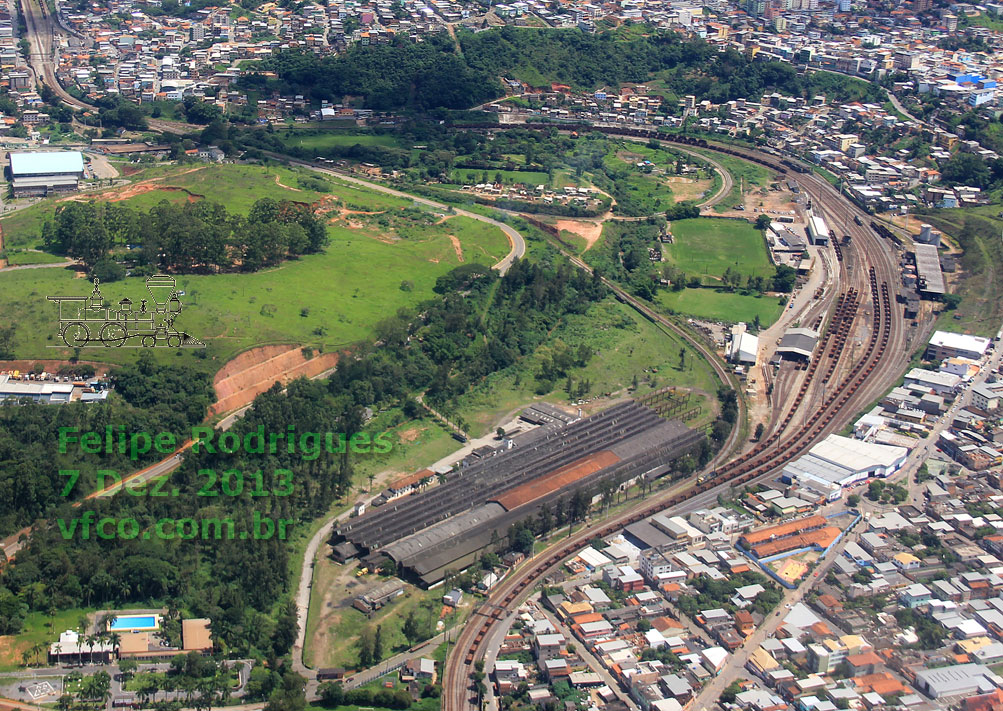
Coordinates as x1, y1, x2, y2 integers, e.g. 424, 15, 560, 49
108, 615, 159, 631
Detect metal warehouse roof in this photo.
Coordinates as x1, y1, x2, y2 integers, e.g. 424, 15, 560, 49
9, 151, 84, 175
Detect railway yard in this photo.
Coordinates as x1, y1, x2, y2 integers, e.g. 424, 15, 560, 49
440, 136, 919, 711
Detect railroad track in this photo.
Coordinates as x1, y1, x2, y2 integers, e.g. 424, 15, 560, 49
442, 135, 908, 711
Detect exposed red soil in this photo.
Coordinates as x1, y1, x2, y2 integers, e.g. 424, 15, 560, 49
210, 344, 339, 416
0, 359, 113, 376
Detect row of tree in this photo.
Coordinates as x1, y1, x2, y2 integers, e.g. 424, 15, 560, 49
42, 197, 328, 271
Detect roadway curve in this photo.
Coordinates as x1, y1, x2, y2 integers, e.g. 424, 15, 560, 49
441, 140, 912, 711
264, 153, 526, 275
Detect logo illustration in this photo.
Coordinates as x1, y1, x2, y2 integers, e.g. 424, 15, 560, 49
48, 275, 204, 348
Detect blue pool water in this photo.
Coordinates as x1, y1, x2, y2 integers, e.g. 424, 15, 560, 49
109, 616, 157, 630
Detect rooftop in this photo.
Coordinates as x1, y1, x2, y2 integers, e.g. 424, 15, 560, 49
9, 151, 84, 175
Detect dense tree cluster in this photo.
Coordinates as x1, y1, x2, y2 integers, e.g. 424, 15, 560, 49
2, 370, 356, 656
242, 36, 501, 111
676, 571, 781, 617
0, 358, 211, 539
42, 198, 328, 271
319, 682, 412, 710
240, 27, 883, 114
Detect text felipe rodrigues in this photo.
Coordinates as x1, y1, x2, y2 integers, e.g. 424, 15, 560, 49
59, 425, 394, 462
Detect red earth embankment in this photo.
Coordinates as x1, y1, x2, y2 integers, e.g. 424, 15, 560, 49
210, 344, 339, 416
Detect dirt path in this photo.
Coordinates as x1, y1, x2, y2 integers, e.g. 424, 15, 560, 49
554, 218, 603, 251
275, 174, 302, 192
60, 166, 208, 204
448, 235, 464, 261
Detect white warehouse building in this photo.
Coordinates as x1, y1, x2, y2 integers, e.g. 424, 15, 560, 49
807, 214, 830, 246
781, 434, 908, 499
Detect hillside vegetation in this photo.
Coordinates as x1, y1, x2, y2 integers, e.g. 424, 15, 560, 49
241, 27, 886, 111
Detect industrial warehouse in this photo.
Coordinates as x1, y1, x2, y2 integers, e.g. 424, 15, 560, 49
332, 400, 704, 586
7, 150, 85, 197
780, 433, 908, 500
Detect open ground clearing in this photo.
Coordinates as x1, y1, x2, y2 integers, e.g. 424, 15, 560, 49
655, 288, 786, 326
907, 208, 1003, 338
665, 217, 774, 282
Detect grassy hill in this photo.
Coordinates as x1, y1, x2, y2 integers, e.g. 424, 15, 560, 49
0, 163, 512, 368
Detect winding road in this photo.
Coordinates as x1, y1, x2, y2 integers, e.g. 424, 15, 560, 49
264, 153, 526, 275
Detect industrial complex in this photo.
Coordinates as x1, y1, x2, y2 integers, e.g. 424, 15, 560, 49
332, 401, 704, 586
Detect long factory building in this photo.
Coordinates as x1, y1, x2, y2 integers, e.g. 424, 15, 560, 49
332, 401, 704, 586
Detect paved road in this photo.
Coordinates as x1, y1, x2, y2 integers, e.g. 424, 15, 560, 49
0, 259, 78, 271
264, 154, 526, 276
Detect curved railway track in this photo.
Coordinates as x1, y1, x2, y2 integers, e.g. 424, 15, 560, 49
443, 129, 908, 711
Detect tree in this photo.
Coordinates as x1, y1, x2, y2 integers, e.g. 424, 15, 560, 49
721, 680, 743, 704
754, 214, 772, 230
373, 625, 384, 662
357, 629, 374, 668
847, 494, 860, 507
771, 265, 797, 292
753, 423, 765, 441
119, 658, 138, 680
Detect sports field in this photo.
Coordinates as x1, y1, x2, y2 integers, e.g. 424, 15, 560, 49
655, 288, 785, 326
665, 218, 774, 282
0, 165, 512, 367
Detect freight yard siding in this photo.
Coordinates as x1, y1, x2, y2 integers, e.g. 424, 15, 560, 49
332, 401, 705, 586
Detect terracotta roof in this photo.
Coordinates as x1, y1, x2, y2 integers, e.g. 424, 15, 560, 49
493, 450, 620, 511
182, 618, 212, 651
749, 526, 840, 558
853, 672, 906, 696
847, 651, 883, 667
739, 515, 828, 546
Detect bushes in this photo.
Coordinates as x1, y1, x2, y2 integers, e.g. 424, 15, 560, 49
319, 682, 412, 710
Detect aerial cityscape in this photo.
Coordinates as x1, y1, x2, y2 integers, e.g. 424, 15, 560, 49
0, 0, 1002, 709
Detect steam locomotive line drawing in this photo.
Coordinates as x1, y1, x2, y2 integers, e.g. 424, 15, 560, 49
48, 275, 205, 348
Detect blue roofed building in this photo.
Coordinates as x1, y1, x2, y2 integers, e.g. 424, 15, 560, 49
7, 151, 85, 197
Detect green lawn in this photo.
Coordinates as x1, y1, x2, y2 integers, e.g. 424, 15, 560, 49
0, 607, 97, 671
450, 168, 550, 186
655, 288, 785, 326
665, 217, 774, 282
2, 250, 68, 265
0, 164, 352, 251
277, 131, 402, 151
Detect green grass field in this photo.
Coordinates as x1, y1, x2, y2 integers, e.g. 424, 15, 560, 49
450, 168, 550, 186
665, 217, 773, 282
916, 208, 1003, 338
2, 250, 68, 265
604, 152, 678, 215
276, 131, 402, 151
0, 165, 512, 367
0, 164, 355, 251
655, 288, 785, 326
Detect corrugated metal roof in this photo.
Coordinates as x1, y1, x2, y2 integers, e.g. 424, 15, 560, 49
9, 151, 84, 175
